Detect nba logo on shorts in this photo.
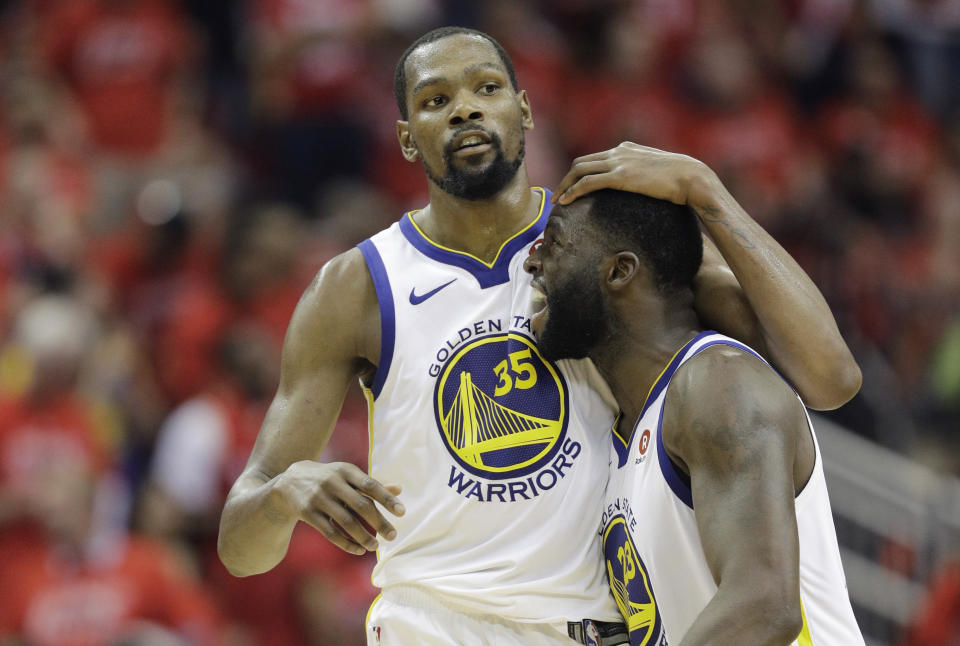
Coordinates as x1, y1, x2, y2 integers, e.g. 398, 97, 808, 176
583, 619, 601, 646
371, 625, 381, 644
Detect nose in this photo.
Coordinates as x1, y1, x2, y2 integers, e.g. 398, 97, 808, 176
449, 91, 483, 126
523, 244, 542, 275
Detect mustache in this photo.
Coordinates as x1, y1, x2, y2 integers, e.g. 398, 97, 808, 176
444, 126, 502, 158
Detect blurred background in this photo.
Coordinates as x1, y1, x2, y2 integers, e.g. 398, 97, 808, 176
0, 0, 957, 645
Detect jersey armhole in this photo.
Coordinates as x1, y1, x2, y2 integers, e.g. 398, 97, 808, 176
656, 337, 817, 509
358, 239, 396, 400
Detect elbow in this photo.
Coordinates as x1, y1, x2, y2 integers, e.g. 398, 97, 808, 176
835, 359, 863, 407
761, 599, 804, 645
217, 519, 270, 578
217, 536, 264, 578
724, 570, 803, 644
217, 535, 250, 578
804, 355, 862, 411
745, 586, 804, 645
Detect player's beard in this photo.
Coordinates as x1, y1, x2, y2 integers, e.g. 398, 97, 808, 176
423, 127, 524, 201
535, 270, 610, 362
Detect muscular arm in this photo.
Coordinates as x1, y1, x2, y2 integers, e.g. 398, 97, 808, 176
218, 248, 404, 576
554, 143, 861, 410
663, 347, 812, 646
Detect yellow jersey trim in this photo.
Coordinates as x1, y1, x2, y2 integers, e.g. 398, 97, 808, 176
614, 342, 691, 448
406, 187, 546, 269
797, 599, 814, 646
365, 592, 383, 631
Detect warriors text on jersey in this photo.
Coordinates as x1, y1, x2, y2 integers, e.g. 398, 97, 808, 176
601, 332, 864, 646
357, 188, 620, 623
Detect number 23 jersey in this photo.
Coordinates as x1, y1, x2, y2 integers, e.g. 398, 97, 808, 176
357, 188, 620, 624
601, 332, 863, 646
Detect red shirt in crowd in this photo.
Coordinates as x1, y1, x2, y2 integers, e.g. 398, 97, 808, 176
0, 534, 222, 646
40, 0, 194, 156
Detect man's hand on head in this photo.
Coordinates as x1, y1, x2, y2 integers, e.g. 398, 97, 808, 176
552, 142, 721, 209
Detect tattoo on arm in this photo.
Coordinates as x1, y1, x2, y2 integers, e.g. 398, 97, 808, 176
695, 204, 756, 250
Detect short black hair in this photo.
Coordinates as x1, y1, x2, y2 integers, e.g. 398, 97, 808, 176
394, 27, 519, 120
586, 190, 703, 294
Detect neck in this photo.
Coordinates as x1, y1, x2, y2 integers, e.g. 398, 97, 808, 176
590, 295, 700, 426
414, 167, 538, 263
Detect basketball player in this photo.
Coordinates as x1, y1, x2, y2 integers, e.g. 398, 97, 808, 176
218, 27, 861, 645
524, 188, 864, 645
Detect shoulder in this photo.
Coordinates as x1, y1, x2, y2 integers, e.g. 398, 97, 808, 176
662, 344, 805, 466
285, 247, 380, 365
302, 247, 377, 315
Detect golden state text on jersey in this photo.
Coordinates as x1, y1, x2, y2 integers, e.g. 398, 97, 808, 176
432, 329, 583, 501
603, 509, 668, 646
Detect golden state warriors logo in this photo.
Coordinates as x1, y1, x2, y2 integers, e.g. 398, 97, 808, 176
603, 516, 667, 646
434, 332, 568, 480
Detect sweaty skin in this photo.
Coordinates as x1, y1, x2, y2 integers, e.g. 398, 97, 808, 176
523, 197, 830, 645
664, 346, 813, 646
218, 32, 860, 576
553, 142, 862, 411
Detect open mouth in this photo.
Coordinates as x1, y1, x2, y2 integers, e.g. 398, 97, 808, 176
529, 282, 548, 335
451, 131, 494, 157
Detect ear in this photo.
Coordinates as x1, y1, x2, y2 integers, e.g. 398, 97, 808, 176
518, 90, 534, 131
604, 251, 641, 291
397, 121, 419, 161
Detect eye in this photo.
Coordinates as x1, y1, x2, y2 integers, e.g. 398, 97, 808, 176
426, 95, 447, 108
479, 83, 499, 95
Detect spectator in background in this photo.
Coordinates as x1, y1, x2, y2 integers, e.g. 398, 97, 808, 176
246, 0, 379, 209
676, 17, 804, 226
904, 557, 960, 646
0, 63, 93, 290
37, 0, 196, 159
142, 323, 373, 645
0, 445, 223, 646
0, 294, 112, 541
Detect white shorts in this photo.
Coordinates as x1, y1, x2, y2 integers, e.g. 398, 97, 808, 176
366, 587, 577, 646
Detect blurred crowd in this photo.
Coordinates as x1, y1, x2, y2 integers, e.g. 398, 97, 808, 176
0, 0, 957, 644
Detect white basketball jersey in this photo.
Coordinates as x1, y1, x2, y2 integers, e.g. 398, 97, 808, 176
357, 188, 620, 623
601, 332, 864, 646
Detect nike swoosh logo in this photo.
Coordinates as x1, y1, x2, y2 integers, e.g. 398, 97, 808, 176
410, 278, 457, 305
409, 278, 457, 305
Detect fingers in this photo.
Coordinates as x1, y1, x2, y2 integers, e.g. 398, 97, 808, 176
293, 464, 406, 554
555, 173, 609, 205
553, 159, 614, 203
346, 470, 406, 517
301, 508, 368, 555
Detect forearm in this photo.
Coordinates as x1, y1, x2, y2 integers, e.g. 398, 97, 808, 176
689, 172, 861, 409
679, 584, 802, 646
217, 471, 298, 577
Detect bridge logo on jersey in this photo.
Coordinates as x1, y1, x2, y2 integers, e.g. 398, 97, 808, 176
603, 515, 667, 646
434, 332, 568, 480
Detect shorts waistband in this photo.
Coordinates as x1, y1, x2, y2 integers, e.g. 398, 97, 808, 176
381, 584, 487, 617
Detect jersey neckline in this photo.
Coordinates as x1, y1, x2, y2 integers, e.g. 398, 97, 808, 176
398, 187, 551, 289
612, 330, 714, 465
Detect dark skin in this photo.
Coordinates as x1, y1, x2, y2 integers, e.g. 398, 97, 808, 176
218, 33, 858, 577
524, 199, 815, 645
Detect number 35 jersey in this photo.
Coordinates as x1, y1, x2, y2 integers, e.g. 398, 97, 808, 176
357, 188, 620, 624
601, 332, 863, 646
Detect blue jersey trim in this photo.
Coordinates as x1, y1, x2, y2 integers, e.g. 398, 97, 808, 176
611, 413, 631, 469
694, 338, 797, 394
615, 331, 713, 468
656, 403, 694, 509
655, 334, 786, 509
397, 188, 552, 288
357, 239, 395, 399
